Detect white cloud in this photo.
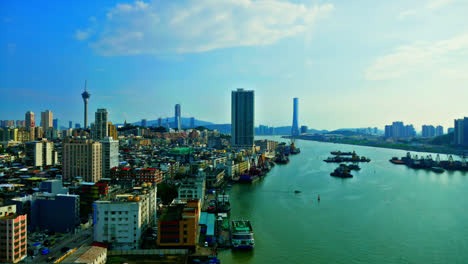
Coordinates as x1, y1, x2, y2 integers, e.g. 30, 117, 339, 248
75, 29, 92, 40
83, 0, 334, 55
398, 0, 453, 20
365, 34, 468, 80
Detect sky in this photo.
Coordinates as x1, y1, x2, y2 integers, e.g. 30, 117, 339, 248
1, 0, 468, 130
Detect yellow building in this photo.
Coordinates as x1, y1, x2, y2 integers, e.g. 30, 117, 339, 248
107, 122, 118, 140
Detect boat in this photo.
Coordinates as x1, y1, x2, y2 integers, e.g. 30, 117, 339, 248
294, 190, 301, 194
389, 157, 405, 165
330, 166, 353, 178
431, 167, 445, 173
347, 164, 361, 171
331, 151, 354, 156
231, 220, 255, 249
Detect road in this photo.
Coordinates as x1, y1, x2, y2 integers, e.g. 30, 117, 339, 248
32, 228, 93, 263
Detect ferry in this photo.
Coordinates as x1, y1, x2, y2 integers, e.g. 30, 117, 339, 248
231, 220, 255, 249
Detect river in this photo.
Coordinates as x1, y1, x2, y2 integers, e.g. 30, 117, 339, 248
218, 136, 468, 264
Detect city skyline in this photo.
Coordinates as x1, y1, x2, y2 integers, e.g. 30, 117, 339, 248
2, 0, 468, 130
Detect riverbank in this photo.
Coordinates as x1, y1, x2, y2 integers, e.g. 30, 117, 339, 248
283, 136, 467, 156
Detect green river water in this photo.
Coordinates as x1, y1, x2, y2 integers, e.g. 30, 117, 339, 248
218, 137, 468, 264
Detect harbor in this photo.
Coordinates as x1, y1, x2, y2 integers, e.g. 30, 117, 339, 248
218, 137, 468, 264
390, 152, 468, 172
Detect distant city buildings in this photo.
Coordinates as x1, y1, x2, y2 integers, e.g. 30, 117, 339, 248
93, 109, 109, 140
158, 117, 162, 127
435, 125, 444, 137
384, 121, 415, 138
63, 139, 102, 183
454, 117, 468, 146
53, 118, 59, 130
190, 117, 195, 129
25, 111, 35, 128
175, 104, 181, 130
141, 119, 147, 128
422, 125, 436, 138
69, 121, 73, 129
291, 97, 299, 137
40, 110, 53, 130
300, 125, 308, 134
231, 88, 255, 148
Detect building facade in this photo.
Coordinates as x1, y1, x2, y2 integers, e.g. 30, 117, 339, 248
40, 110, 53, 130
93, 185, 157, 249
175, 104, 181, 130
25, 111, 35, 128
63, 139, 103, 183
101, 137, 119, 178
231, 89, 255, 148
93, 109, 108, 140
0, 205, 27, 263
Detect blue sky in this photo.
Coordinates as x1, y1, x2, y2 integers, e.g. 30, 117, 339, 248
1, 0, 468, 130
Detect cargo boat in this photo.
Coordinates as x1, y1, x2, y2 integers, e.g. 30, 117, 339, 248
389, 157, 405, 164
330, 166, 353, 178
331, 151, 354, 156
231, 220, 255, 249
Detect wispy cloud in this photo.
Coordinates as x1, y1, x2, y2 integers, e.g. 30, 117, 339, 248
365, 34, 468, 80
398, 0, 453, 20
74, 29, 92, 40
80, 0, 333, 56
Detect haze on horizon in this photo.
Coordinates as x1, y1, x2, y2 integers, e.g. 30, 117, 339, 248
1, 0, 468, 131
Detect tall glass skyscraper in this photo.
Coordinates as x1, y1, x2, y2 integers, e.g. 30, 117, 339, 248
231, 88, 255, 147
175, 104, 181, 130
291, 98, 299, 137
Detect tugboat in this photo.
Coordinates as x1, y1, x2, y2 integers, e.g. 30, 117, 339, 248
231, 220, 255, 249
330, 166, 353, 178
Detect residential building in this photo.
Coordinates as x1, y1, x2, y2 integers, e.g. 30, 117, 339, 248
300, 125, 308, 134
79, 182, 110, 220
40, 110, 53, 130
231, 88, 255, 148
94, 185, 157, 249
205, 167, 225, 188
107, 122, 118, 140
25, 142, 43, 167
157, 200, 201, 248
93, 109, 108, 140
101, 137, 119, 178
39, 179, 68, 194
69, 121, 73, 129
63, 139, 103, 183
0, 205, 27, 263
190, 117, 195, 129
141, 119, 147, 128
25, 111, 35, 128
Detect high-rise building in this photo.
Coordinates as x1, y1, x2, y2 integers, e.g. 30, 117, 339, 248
25, 111, 35, 128
34, 127, 43, 140
25, 142, 43, 167
94, 185, 157, 249
63, 139, 102, 183
15, 120, 25, 128
75, 123, 81, 129
384, 125, 393, 138
231, 88, 255, 148
40, 110, 53, 130
464, 117, 468, 147
69, 121, 73, 129
101, 137, 119, 178
93, 109, 108, 140
300, 125, 308, 134
454, 119, 464, 145
108, 122, 118, 140
53, 118, 59, 130
291, 98, 299, 137
435, 125, 444, 137
0, 205, 27, 263
422, 125, 436, 137
82, 80, 91, 129
190, 117, 195, 129
141, 119, 147, 128
175, 104, 181, 130
158, 118, 162, 127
